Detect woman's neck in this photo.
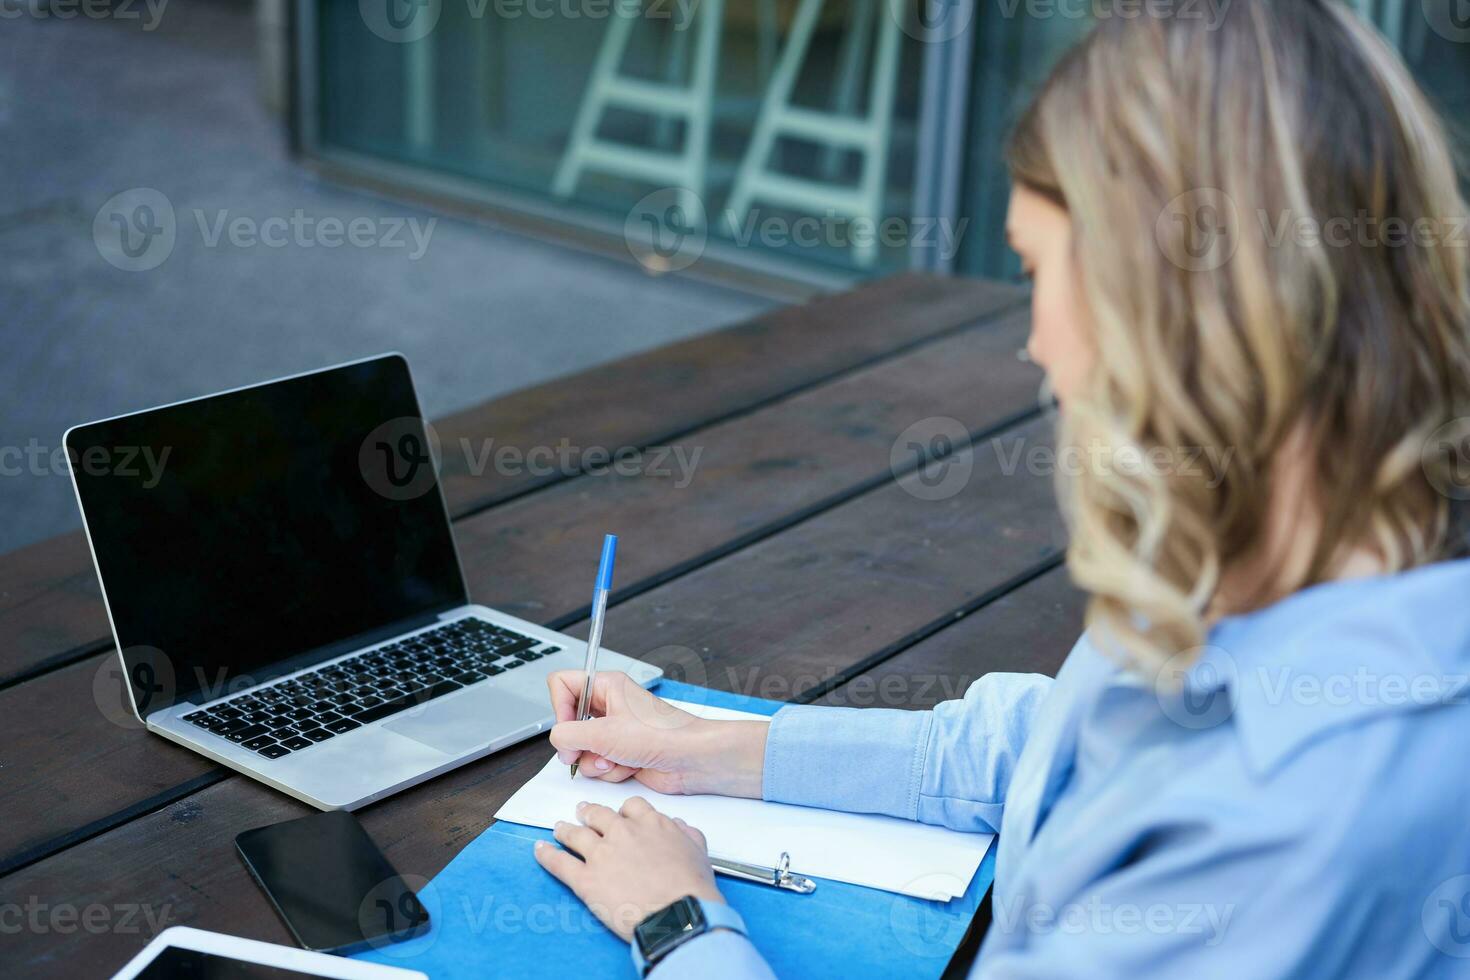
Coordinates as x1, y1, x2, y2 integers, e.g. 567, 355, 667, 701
1210, 427, 1387, 621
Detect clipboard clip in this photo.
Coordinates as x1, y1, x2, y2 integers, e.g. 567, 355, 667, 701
710, 851, 817, 894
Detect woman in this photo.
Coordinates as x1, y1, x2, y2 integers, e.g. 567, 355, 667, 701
533, 0, 1470, 974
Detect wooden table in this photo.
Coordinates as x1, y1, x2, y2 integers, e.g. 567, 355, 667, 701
0, 274, 1085, 977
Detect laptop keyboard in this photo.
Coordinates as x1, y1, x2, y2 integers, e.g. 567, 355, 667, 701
181, 619, 561, 760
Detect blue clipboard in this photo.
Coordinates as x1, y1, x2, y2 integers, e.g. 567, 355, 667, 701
352, 681, 996, 979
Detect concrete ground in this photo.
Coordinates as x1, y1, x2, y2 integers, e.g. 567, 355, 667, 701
0, 0, 778, 557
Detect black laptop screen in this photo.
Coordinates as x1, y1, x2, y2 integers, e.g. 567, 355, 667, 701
66, 355, 468, 713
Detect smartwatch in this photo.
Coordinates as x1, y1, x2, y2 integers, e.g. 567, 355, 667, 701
631, 896, 747, 976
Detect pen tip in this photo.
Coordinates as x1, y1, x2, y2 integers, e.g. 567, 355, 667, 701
569, 763, 578, 779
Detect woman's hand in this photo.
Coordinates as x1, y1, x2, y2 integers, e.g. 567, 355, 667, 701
533, 798, 725, 941
546, 670, 768, 798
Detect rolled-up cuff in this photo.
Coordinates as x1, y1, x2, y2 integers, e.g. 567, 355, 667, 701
647, 927, 775, 979
761, 704, 933, 820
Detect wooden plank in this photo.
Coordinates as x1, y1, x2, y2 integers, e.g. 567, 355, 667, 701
0, 532, 113, 685
431, 274, 1028, 517
0, 419, 1063, 978
0, 275, 1025, 691
0, 310, 1042, 880
809, 565, 1084, 710
557, 418, 1065, 708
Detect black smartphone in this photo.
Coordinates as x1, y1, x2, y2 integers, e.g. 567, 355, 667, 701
236, 810, 430, 954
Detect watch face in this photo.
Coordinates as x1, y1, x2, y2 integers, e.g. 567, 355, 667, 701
636, 897, 707, 964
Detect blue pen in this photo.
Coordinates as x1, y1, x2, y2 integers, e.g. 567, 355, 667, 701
570, 534, 617, 779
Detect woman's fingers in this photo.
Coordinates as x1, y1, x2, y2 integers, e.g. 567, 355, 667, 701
554, 820, 602, 857
546, 670, 589, 723
577, 801, 620, 834
549, 717, 624, 766
546, 670, 640, 724
533, 840, 587, 891
620, 796, 656, 821
580, 755, 638, 782
672, 817, 706, 848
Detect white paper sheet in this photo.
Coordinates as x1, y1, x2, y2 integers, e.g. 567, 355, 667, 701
494, 700, 993, 901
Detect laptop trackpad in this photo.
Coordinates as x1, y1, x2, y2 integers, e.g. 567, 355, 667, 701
383, 687, 550, 757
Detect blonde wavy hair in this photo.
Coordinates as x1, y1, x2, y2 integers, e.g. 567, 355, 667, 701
1008, 0, 1470, 673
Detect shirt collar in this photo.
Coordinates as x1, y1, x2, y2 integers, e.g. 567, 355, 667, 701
1177, 559, 1470, 775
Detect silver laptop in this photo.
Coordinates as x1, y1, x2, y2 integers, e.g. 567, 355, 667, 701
66, 354, 661, 810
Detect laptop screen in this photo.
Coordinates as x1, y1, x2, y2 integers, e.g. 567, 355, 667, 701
67, 354, 468, 714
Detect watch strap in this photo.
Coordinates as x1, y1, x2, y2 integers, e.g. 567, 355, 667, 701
631, 897, 747, 976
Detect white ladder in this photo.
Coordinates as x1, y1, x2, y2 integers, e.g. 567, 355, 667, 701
722, 0, 903, 267
553, 0, 727, 224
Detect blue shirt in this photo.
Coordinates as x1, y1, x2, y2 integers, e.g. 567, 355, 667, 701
653, 559, 1470, 977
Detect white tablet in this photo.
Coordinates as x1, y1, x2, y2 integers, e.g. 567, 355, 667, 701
111, 926, 427, 980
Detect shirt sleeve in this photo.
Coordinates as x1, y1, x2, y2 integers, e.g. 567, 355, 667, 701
646, 928, 776, 979
761, 672, 1054, 833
